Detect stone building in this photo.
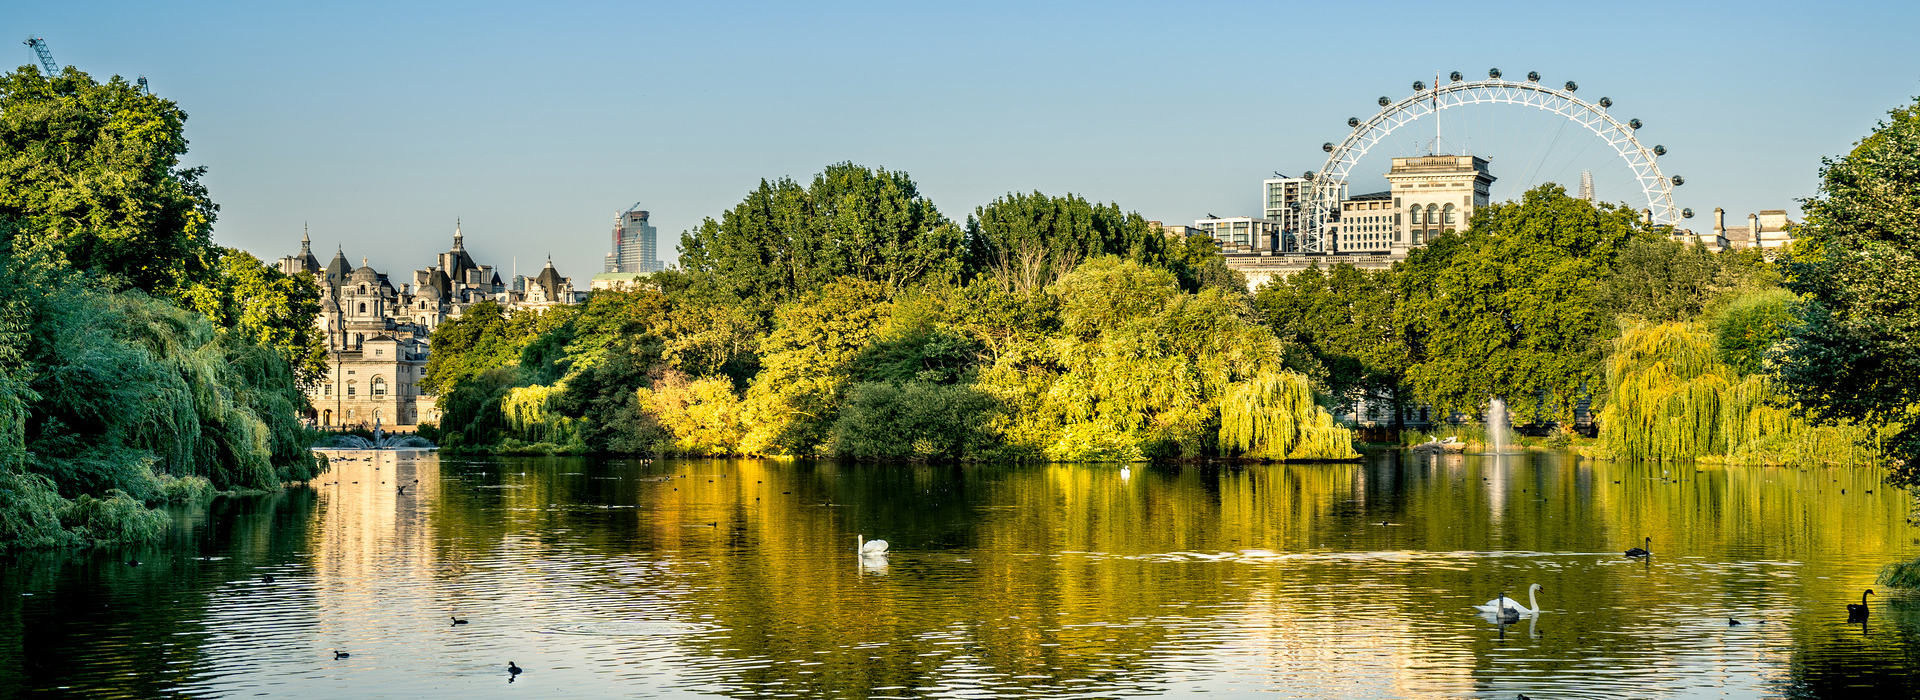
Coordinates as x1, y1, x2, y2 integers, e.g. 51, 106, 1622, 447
276, 224, 585, 429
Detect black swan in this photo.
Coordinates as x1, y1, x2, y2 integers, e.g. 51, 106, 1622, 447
1848, 589, 1873, 622
1625, 537, 1651, 558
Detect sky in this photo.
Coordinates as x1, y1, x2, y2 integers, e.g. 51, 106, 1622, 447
10, 1, 1919, 280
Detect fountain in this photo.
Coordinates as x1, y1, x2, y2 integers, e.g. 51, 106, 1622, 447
1484, 396, 1517, 455
313, 416, 436, 451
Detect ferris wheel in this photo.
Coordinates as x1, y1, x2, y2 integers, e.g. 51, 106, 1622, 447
1304, 69, 1683, 254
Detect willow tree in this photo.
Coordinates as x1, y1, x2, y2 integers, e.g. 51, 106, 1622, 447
1219, 370, 1359, 460
1602, 320, 1876, 465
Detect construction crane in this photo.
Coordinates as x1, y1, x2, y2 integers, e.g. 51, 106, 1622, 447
23, 36, 58, 76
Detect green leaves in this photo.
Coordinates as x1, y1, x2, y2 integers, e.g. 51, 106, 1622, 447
1397, 184, 1651, 420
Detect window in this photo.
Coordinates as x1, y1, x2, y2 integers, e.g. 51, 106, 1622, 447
373, 377, 387, 396
1444, 203, 1457, 225
1427, 204, 1439, 224
358, 303, 367, 313
347, 382, 356, 396
375, 349, 383, 356
324, 385, 331, 395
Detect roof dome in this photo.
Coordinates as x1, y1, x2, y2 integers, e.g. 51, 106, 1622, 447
351, 264, 380, 284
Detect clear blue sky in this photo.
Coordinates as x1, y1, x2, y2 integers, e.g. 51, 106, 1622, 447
12, 1, 1919, 280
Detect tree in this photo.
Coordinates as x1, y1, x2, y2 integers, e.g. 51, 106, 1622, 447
1596, 237, 1773, 324
1253, 262, 1403, 425
0, 66, 216, 294
1397, 184, 1651, 421
739, 277, 892, 455
179, 247, 326, 386
965, 192, 1172, 292
1775, 95, 1920, 483
678, 163, 965, 309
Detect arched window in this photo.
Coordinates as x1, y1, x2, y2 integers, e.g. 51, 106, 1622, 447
1405, 204, 1419, 225
1443, 203, 1457, 225
372, 377, 387, 396
1426, 204, 1439, 225
322, 409, 332, 426
359, 285, 366, 294
358, 302, 367, 313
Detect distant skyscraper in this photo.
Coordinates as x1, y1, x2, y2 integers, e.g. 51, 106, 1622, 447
605, 203, 661, 273
1578, 170, 1595, 203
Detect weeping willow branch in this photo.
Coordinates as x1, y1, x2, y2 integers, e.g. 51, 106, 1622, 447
1219, 370, 1359, 460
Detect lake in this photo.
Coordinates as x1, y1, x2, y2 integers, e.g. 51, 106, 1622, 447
2, 450, 1916, 699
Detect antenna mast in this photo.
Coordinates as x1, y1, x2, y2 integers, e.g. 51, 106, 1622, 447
23, 36, 58, 77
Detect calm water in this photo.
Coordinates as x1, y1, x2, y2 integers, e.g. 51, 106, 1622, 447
2, 451, 1917, 699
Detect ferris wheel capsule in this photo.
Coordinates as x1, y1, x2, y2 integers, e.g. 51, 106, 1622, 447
1682, 208, 1695, 219
1412, 80, 1425, 91
1348, 117, 1360, 128
1489, 68, 1502, 79
1599, 96, 1612, 108
1450, 71, 1463, 82
1671, 175, 1685, 186
1629, 118, 1643, 130
1653, 145, 1666, 156
1527, 71, 1540, 82
1564, 80, 1578, 92
1378, 96, 1390, 107
1323, 142, 1334, 153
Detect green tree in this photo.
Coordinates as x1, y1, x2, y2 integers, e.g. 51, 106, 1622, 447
1775, 96, 1920, 483
740, 277, 892, 455
965, 192, 1172, 292
1253, 262, 1403, 425
1397, 184, 1651, 421
422, 301, 571, 394
678, 163, 964, 309
1596, 237, 1774, 323
0, 66, 216, 294
179, 247, 326, 385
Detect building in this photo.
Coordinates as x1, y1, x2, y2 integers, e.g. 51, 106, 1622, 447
1331, 191, 1397, 254
280, 224, 585, 429
1263, 177, 1312, 251
605, 203, 662, 273
1385, 154, 1494, 249
1193, 216, 1284, 254
1709, 208, 1794, 251
590, 271, 654, 291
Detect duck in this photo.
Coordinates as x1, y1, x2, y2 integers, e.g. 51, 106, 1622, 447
334, 650, 350, 659
1848, 589, 1873, 622
451, 615, 468, 625
1625, 537, 1651, 558
262, 574, 276, 583
507, 661, 523, 675
1728, 618, 1742, 626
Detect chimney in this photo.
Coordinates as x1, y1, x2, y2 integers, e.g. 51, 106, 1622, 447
1713, 207, 1725, 234
1748, 213, 1760, 248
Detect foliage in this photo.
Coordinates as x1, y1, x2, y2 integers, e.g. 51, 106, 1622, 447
1600, 320, 1877, 465
830, 381, 1000, 459
178, 246, 327, 385
678, 163, 965, 309
422, 300, 572, 394
1253, 262, 1402, 419
740, 277, 892, 455
638, 370, 747, 455
1398, 184, 1651, 421
1879, 557, 1920, 589
965, 191, 1174, 293
1596, 238, 1775, 324
1775, 95, 1920, 484
1714, 288, 1796, 376
0, 66, 217, 294
1218, 370, 1360, 460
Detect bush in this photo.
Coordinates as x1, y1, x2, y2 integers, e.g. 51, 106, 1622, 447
830, 381, 1000, 459
156, 473, 215, 503
59, 490, 166, 545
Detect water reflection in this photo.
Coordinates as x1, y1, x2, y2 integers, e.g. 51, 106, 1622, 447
0, 450, 1916, 698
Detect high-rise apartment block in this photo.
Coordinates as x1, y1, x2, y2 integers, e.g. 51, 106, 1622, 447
605, 203, 662, 273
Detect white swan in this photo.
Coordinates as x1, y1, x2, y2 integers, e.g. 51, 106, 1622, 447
1473, 583, 1544, 617
856, 534, 889, 555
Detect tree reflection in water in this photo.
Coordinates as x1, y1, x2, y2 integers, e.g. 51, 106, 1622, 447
0, 449, 1916, 698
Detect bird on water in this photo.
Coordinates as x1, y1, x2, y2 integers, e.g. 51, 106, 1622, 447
334, 650, 350, 659
1849, 589, 1874, 622
451, 615, 468, 625
508, 661, 523, 675
856, 535, 889, 556
1625, 537, 1651, 558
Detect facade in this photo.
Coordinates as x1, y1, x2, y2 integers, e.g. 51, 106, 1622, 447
1262, 177, 1311, 251
1386, 155, 1494, 249
605, 203, 662, 273
1710, 208, 1794, 251
590, 271, 654, 291
1331, 191, 1397, 254
280, 224, 585, 429
1193, 216, 1283, 254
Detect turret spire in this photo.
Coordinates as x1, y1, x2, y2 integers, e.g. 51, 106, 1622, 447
453, 218, 464, 251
